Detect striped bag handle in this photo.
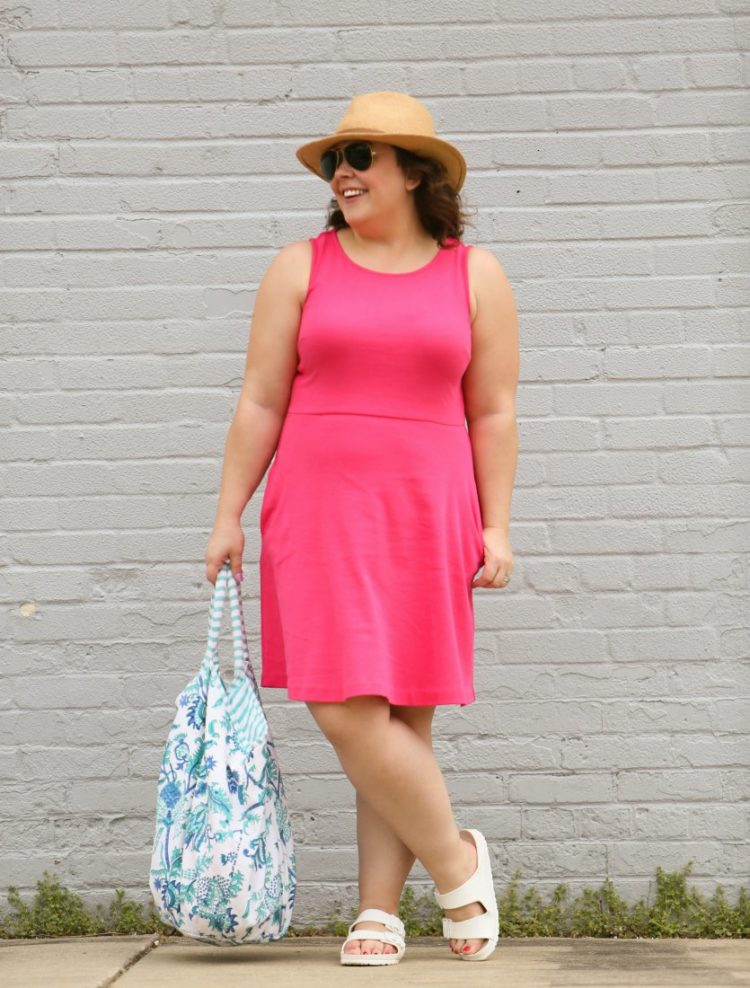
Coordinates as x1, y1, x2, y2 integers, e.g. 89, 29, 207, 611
204, 562, 255, 684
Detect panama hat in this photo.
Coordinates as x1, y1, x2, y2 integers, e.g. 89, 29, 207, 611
295, 91, 467, 194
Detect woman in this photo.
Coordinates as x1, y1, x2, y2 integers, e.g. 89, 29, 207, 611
205, 91, 519, 966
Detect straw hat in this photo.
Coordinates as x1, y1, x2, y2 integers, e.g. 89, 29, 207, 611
295, 91, 467, 193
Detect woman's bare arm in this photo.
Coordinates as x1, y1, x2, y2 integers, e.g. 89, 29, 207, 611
205, 240, 311, 580
463, 247, 520, 536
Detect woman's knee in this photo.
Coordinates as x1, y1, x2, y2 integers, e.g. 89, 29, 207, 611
306, 694, 390, 745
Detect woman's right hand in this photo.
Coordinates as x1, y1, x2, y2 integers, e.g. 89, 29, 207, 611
205, 518, 245, 585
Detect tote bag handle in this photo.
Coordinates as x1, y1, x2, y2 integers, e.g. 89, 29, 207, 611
204, 562, 256, 684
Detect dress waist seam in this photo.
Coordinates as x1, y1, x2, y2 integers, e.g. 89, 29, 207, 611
287, 410, 466, 427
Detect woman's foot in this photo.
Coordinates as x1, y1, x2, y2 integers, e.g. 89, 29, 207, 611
442, 830, 488, 956
342, 918, 398, 956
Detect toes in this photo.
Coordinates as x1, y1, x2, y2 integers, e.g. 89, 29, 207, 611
366, 939, 394, 955
462, 938, 487, 954
451, 936, 490, 955
346, 924, 398, 956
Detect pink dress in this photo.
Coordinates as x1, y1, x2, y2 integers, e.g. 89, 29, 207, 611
258, 228, 484, 706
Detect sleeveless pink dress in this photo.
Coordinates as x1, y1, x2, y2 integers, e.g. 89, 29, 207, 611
258, 228, 484, 706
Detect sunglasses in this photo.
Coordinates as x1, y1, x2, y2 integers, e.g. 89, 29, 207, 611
320, 141, 384, 182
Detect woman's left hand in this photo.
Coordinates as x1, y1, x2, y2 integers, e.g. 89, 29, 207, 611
471, 527, 514, 589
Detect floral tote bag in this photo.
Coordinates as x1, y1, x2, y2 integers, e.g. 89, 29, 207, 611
149, 562, 297, 944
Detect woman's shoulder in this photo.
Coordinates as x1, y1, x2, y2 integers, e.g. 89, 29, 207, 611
277, 237, 316, 259
277, 230, 336, 263
264, 240, 314, 305
465, 244, 515, 309
465, 243, 508, 272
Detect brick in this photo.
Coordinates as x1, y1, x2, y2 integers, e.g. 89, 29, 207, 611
606, 701, 714, 733
577, 806, 634, 839
510, 843, 609, 883
524, 807, 577, 840
510, 773, 615, 804
617, 769, 721, 803
608, 841, 723, 875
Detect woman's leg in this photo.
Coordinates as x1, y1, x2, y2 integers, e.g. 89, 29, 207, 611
306, 695, 488, 956
342, 704, 432, 956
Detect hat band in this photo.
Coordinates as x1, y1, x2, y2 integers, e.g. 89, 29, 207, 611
333, 127, 389, 137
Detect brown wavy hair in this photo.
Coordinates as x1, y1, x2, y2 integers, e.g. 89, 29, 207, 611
323, 145, 476, 248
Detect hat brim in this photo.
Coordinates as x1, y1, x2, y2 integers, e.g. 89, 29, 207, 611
296, 132, 466, 193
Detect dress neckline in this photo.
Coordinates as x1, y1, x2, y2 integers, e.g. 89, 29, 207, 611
332, 229, 446, 276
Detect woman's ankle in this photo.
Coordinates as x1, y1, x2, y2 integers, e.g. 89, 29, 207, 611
434, 831, 475, 894
357, 901, 401, 918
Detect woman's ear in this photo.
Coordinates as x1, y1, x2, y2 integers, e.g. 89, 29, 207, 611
405, 168, 423, 193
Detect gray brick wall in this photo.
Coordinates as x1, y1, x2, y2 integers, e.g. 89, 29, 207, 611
2, 3, 749, 925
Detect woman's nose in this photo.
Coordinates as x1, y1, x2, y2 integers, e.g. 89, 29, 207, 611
335, 157, 354, 178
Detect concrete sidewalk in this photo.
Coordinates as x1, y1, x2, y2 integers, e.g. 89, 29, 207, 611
2, 934, 749, 987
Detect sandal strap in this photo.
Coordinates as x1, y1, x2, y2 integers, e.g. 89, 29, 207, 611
348, 908, 405, 937
434, 870, 494, 912
343, 929, 405, 950
442, 912, 499, 940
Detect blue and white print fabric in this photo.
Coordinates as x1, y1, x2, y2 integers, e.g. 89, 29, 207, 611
149, 563, 297, 944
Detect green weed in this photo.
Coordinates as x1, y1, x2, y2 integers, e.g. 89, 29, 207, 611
1, 862, 748, 940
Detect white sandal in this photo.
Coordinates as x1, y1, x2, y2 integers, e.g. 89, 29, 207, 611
433, 828, 499, 962
339, 907, 406, 966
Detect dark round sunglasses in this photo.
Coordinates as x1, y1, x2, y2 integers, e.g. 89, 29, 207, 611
320, 141, 383, 182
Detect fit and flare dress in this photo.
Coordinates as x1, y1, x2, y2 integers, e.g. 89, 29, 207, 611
258, 228, 484, 706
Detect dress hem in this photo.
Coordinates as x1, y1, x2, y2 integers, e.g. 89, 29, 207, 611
260, 680, 475, 707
